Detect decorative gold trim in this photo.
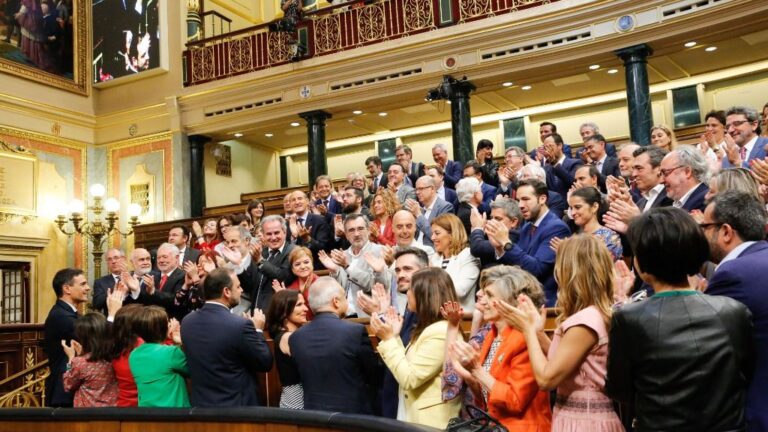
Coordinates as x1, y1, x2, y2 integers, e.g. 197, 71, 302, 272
104, 132, 174, 150
0, 0, 89, 95
0, 126, 89, 150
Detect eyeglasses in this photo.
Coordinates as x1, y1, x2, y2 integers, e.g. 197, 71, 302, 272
698, 222, 723, 230
725, 119, 755, 129
659, 166, 684, 177
415, 186, 433, 191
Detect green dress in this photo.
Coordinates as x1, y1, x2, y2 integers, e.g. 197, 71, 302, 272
129, 343, 190, 407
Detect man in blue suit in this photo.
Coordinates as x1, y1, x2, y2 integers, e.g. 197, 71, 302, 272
722, 106, 768, 169
290, 276, 382, 414
463, 160, 496, 215
411, 175, 454, 247
181, 268, 273, 407
425, 165, 458, 212
702, 191, 768, 432
431, 143, 463, 189
313, 175, 343, 216
469, 197, 522, 269
485, 180, 571, 306
660, 146, 710, 212
541, 133, 580, 197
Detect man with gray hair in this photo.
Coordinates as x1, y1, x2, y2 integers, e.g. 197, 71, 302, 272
92, 247, 126, 315
469, 197, 522, 269
289, 276, 382, 414
318, 214, 390, 318
409, 175, 454, 247
431, 143, 463, 189
455, 177, 484, 237
148, 242, 185, 319
723, 105, 768, 169
240, 215, 295, 313
660, 145, 710, 212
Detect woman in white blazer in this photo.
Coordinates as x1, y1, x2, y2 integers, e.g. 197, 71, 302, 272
429, 213, 480, 312
370, 268, 461, 429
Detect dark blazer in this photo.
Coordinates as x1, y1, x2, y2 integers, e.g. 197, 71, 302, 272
573, 142, 616, 159
479, 159, 499, 187
407, 161, 425, 187
181, 302, 273, 407
606, 292, 753, 432
722, 136, 768, 169
680, 183, 709, 212
289, 312, 382, 414
479, 182, 496, 214
596, 156, 621, 193
547, 191, 567, 219
438, 187, 459, 213
636, 186, 673, 211
707, 241, 768, 431
368, 173, 388, 194
530, 144, 574, 160
415, 197, 455, 247
544, 157, 580, 197
469, 228, 521, 269
43, 300, 78, 407
181, 247, 201, 265
314, 196, 342, 216
457, 202, 473, 238
151, 267, 186, 319
123, 270, 161, 307
91, 273, 118, 315
290, 212, 331, 257
496, 211, 571, 306
443, 160, 464, 189
240, 243, 296, 312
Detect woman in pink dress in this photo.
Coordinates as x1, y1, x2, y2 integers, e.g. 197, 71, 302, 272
496, 234, 623, 431
62, 313, 119, 407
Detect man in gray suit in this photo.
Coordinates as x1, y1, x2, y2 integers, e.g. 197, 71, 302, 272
387, 162, 416, 204
409, 176, 454, 247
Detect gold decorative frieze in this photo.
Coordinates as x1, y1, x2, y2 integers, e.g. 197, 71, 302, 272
358, 5, 385, 42
314, 15, 341, 54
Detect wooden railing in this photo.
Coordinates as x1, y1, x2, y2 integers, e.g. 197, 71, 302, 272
183, 0, 561, 86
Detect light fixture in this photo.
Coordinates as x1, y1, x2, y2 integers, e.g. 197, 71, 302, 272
607, 69, 619, 74
589, 64, 600, 70
352, 110, 363, 115
89, 184, 106, 198
521, 85, 532, 90
265, 133, 274, 138
705, 46, 717, 52
378, 112, 388, 117
684, 41, 697, 48
502, 82, 513, 87
290, 122, 300, 127
446, 100, 452, 104
233, 132, 243, 138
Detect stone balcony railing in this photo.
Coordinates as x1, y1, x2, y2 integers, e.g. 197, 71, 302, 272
183, 0, 560, 86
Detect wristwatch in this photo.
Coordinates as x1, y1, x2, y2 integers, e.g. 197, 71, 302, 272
503, 241, 513, 251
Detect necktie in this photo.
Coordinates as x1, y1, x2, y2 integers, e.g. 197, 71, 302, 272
739, 146, 747, 161
297, 217, 304, 227
372, 176, 379, 191
268, 249, 280, 261
323, 199, 329, 208
159, 274, 168, 291
530, 225, 538, 237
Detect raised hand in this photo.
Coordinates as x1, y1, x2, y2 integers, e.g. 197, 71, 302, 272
191, 220, 203, 238
381, 245, 394, 266
357, 290, 381, 315
317, 250, 339, 273
470, 207, 486, 231
549, 236, 562, 253
484, 219, 510, 249
405, 198, 421, 217
243, 308, 266, 330
330, 249, 349, 268
121, 271, 139, 293
61, 339, 79, 361
440, 301, 464, 328
334, 214, 344, 238
167, 318, 181, 345
363, 252, 386, 273
106, 286, 125, 318
603, 213, 629, 234
613, 260, 636, 303
183, 260, 200, 285
450, 340, 479, 372
608, 199, 640, 224
494, 296, 542, 334
142, 274, 155, 295
221, 245, 243, 265
750, 157, 768, 186
248, 242, 263, 263
723, 134, 742, 166
272, 280, 286, 292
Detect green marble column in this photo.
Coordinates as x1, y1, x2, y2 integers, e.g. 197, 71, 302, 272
448, 78, 476, 163
616, 44, 654, 146
299, 110, 333, 190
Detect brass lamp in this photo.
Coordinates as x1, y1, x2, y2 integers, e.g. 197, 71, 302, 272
55, 184, 141, 279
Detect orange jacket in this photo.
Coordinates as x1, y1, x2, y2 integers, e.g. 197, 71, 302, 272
478, 325, 551, 432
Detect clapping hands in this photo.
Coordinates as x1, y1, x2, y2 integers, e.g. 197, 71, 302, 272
370, 306, 403, 341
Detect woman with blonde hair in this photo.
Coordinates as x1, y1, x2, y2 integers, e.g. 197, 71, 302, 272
651, 124, 677, 152
274, 246, 318, 320
430, 213, 480, 312
496, 234, 622, 431
370, 268, 461, 428
704, 167, 763, 203
369, 188, 401, 246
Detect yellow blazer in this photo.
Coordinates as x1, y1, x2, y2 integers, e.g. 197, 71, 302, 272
377, 320, 460, 429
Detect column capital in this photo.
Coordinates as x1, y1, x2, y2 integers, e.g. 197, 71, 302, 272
188, 134, 211, 147
615, 44, 654, 64
299, 110, 333, 123
446, 78, 476, 99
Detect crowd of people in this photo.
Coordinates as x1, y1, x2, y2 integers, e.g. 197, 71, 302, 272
2, 0, 73, 75
44, 103, 768, 431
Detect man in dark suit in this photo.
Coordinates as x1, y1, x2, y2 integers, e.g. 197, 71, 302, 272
584, 134, 621, 193
660, 146, 710, 212
365, 155, 387, 193
463, 160, 496, 215
181, 268, 273, 407
411, 175, 455, 247
290, 276, 382, 414
702, 191, 768, 432
148, 243, 185, 319
519, 164, 568, 219
288, 191, 331, 260
241, 215, 295, 313
313, 175, 343, 216
44, 268, 89, 407
91, 248, 126, 315
541, 133, 580, 197
530, 122, 573, 160
118, 247, 159, 307
425, 165, 458, 212
431, 143, 463, 189
168, 224, 201, 267
632, 146, 673, 212
722, 106, 768, 169
395, 144, 424, 187
475, 139, 499, 187
486, 180, 571, 306
469, 197, 522, 269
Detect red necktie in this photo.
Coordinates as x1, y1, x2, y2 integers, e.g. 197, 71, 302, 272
159, 274, 168, 291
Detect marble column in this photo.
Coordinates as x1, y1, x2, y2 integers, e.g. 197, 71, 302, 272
186, 0, 202, 41
188, 134, 210, 217
616, 44, 654, 146
299, 110, 333, 190
447, 78, 477, 163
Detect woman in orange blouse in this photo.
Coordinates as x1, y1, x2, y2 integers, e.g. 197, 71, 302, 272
450, 265, 552, 432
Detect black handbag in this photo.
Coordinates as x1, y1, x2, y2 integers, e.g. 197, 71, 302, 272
446, 405, 508, 432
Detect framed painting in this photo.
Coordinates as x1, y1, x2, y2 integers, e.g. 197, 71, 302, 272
0, 0, 88, 95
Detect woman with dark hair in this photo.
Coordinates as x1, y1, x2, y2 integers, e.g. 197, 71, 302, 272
191, 218, 221, 252
129, 306, 190, 407
370, 268, 460, 428
216, 215, 234, 239
274, 246, 317, 320
110, 304, 143, 407
175, 250, 223, 316
430, 213, 480, 312
62, 313, 119, 407
606, 207, 753, 431
498, 235, 623, 431
552, 187, 622, 260
246, 199, 265, 228
265, 289, 309, 409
